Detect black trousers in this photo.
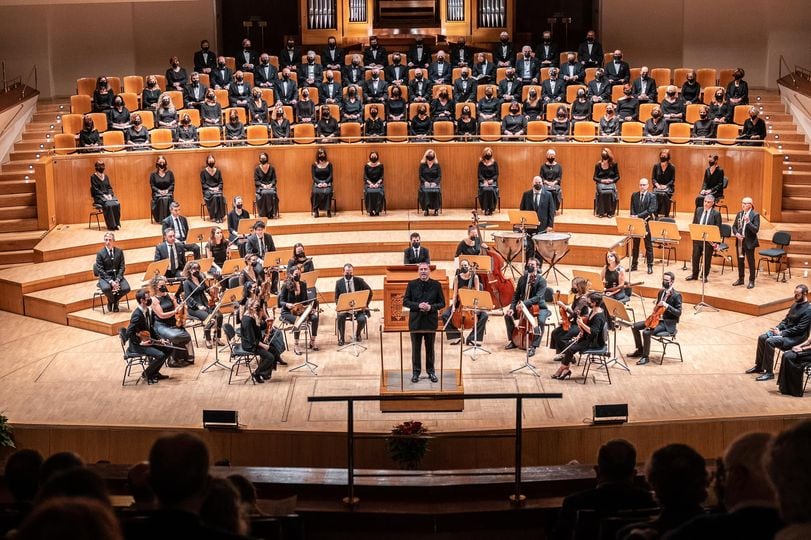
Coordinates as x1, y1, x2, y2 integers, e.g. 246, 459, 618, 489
98, 277, 131, 305
280, 311, 319, 339
186, 306, 223, 338
755, 333, 801, 373
99, 199, 121, 230
655, 191, 672, 217
204, 193, 226, 220
441, 307, 488, 342
632, 321, 671, 358
550, 325, 580, 353
128, 342, 166, 378
778, 350, 811, 397
632, 225, 653, 267
690, 240, 714, 278
410, 331, 436, 375
250, 345, 280, 377
737, 245, 756, 282
337, 311, 367, 341
504, 308, 551, 348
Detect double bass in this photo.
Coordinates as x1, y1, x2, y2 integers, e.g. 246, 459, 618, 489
471, 210, 514, 309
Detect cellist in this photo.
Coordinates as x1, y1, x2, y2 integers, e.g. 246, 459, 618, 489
441, 259, 488, 346
628, 271, 682, 365
504, 258, 551, 358
549, 277, 591, 353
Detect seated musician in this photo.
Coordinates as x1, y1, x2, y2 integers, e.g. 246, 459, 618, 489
550, 277, 591, 353
404, 232, 431, 265
149, 275, 194, 367
602, 250, 628, 302
205, 226, 229, 275
239, 253, 264, 296
226, 196, 251, 257
287, 243, 314, 274
180, 261, 224, 349
334, 263, 372, 346
245, 221, 276, 260
240, 299, 282, 384
504, 258, 551, 358
154, 228, 187, 280
125, 288, 169, 383
442, 259, 488, 346
629, 271, 682, 365
279, 267, 319, 354
95, 232, 131, 313
455, 225, 486, 257
552, 292, 607, 379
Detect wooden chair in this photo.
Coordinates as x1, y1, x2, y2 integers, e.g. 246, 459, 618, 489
716, 124, 741, 145
718, 69, 736, 89
281, 105, 295, 124
591, 102, 608, 122
479, 121, 502, 142
386, 121, 408, 142
673, 68, 692, 88
496, 67, 508, 82
432, 121, 455, 142
455, 101, 476, 118
292, 123, 315, 144
629, 67, 641, 82
198, 73, 210, 86
696, 68, 717, 89
620, 121, 644, 143
77, 77, 98, 97
573, 121, 598, 142
667, 122, 692, 144
544, 103, 570, 122
119, 92, 139, 111
566, 84, 587, 104
733, 105, 750, 126
539, 67, 551, 82
54, 133, 77, 155
611, 85, 625, 103
165, 91, 184, 110
245, 124, 269, 146
224, 57, 236, 71
102, 130, 126, 152
603, 52, 614, 66
71, 94, 92, 114
198, 126, 222, 148
61, 114, 84, 135
123, 75, 145, 96
702, 86, 723, 105
584, 67, 597, 82
105, 76, 122, 93
214, 89, 230, 108
639, 103, 656, 122
150, 128, 174, 150
259, 88, 274, 105
521, 84, 542, 102
526, 120, 550, 142
339, 122, 362, 143
87, 112, 108, 132
241, 72, 254, 87
650, 68, 672, 89
178, 108, 201, 127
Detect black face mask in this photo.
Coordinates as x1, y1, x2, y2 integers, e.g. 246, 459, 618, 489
370, 156, 379, 163
158, 285, 168, 293
370, 110, 377, 117
96, 166, 105, 173
587, 37, 594, 43
601, 153, 609, 160
236, 203, 243, 209
134, 119, 142, 126
114, 100, 123, 107
344, 273, 352, 280
660, 156, 668, 162
207, 162, 215, 167
218, 61, 226, 67
283, 74, 290, 80
412, 241, 420, 248
326, 76, 333, 82
427, 154, 435, 160
484, 153, 492, 159
547, 157, 555, 163
662, 281, 670, 289
202, 47, 209, 52
158, 163, 167, 170
293, 275, 301, 282
259, 157, 268, 164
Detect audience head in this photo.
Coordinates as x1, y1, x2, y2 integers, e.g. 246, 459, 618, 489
532, 175, 543, 190
714, 88, 725, 102
555, 106, 568, 120
316, 146, 327, 162
733, 68, 745, 80
206, 154, 216, 167
659, 149, 670, 162
4, 449, 43, 505
686, 70, 696, 83
639, 177, 649, 192
14, 497, 123, 540
242, 38, 251, 49
169, 201, 181, 216
666, 85, 678, 98
306, 50, 316, 62
40, 451, 85, 487
410, 232, 420, 245
522, 45, 532, 58
94, 160, 105, 173
480, 147, 493, 161
715, 432, 775, 510
148, 433, 210, 510
595, 439, 638, 483
132, 113, 142, 126
600, 147, 614, 163
200, 477, 249, 536
500, 31, 509, 42
369, 151, 379, 163
437, 51, 446, 62
96, 76, 108, 91
542, 31, 552, 42
163, 228, 176, 243
586, 30, 596, 42
546, 149, 556, 162
646, 443, 708, 508
169, 55, 180, 68
766, 419, 811, 524
217, 56, 226, 67
699, 105, 709, 119
37, 467, 111, 507
623, 83, 632, 96
549, 67, 558, 79
605, 250, 619, 267
260, 53, 269, 65
651, 105, 662, 119
227, 473, 259, 510
477, 52, 485, 63
566, 53, 575, 63
229, 109, 239, 123
83, 115, 95, 131
392, 85, 401, 98
146, 75, 158, 88
235, 70, 244, 83
254, 221, 265, 233
613, 49, 622, 61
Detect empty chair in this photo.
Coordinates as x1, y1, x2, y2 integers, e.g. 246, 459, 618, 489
386, 121, 408, 142
716, 123, 741, 145
733, 105, 750, 125
712, 223, 734, 274
246, 124, 269, 146
119, 92, 139, 111
620, 121, 644, 143
150, 128, 174, 150
102, 130, 125, 152
432, 121, 455, 142
339, 122, 362, 143
105, 76, 122, 93
198, 126, 222, 147
573, 121, 598, 142
54, 133, 77, 155
214, 89, 230, 108
650, 68, 672, 88
61, 114, 84, 135
76, 77, 97, 97
757, 231, 792, 282
71, 94, 92, 114
526, 120, 550, 142
667, 122, 692, 144
123, 75, 145, 96
696, 68, 717, 90
291, 123, 315, 144
479, 121, 502, 142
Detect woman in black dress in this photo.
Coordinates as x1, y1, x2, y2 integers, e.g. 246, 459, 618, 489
593, 148, 620, 218
364, 151, 384, 216
386, 86, 407, 122
551, 292, 606, 380
107, 95, 131, 131
150, 155, 174, 223
502, 102, 526, 140
270, 105, 291, 144
125, 114, 150, 151
726, 68, 749, 106
550, 106, 571, 141
456, 105, 477, 140
296, 88, 316, 124
341, 85, 363, 123
363, 104, 385, 142
430, 88, 455, 122
661, 85, 685, 125
254, 152, 278, 218
165, 56, 188, 91
418, 149, 441, 216
739, 107, 767, 146
141, 76, 161, 115
598, 103, 620, 142
651, 149, 676, 218
224, 109, 245, 146
200, 90, 222, 127
240, 299, 281, 383
78, 116, 101, 153
570, 88, 592, 124
248, 88, 269, 125
92, 77, 114, 113
174, 114, 198, 148
602, 250, 628, 302
90, 160, 121, 230
201, 155, 226, 222
708, 88, 733, 125
644, 106, 667, 143
205, 226, 229, 274
149, 275, 194, 366
523, 87, 543, 121
311, 147, 333, 218
181, 261, 224, 349
156, 94, 178, 129
550, 276, 591, 353
279, 267, 319, 354
477, 147, 499, 215
410, 104, 432, 141
315, 105, 339, 143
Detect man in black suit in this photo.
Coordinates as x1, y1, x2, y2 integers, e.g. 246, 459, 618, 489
503, 258, 550, 357
321, 36, 344, 71
519, 176, 556, 260
210, 56, 233, 90
732, 197, 760, 289
631, 66, 658, 103
746, 284, 811, 382
541, 68, 565, 112
298, 50, 323, 88
193, 40, 216, 75
154, 229, 186, 279
320, 70, 343, 106
473, 52, 496, 84
605, 49, 630, 86
515, 46, 541, 85
450, 37, 472, 68
493, 32, 514, 67
226, 196, 250, 256
577, 29, 604, 68
125, 288, 168, 383
363, 35, 387, 69
161, 202, 200, 259
408, 70, 432, 103
630, 178, 658, 274
253, 54, 278, 89
342, 55, 364, 87
404, 232, 430, 264
403, 262, 446, 383
279, 38, 301, 72
452, 68, 477, 103
95, 232, 131, 312
686, 195, 722, 281
555, 439, 656, 540
384, 53, 408, 87
587, 68, 612, 103
629, 272, 682, 365
228, 71, 251, 108
407, 36, 431, 69
334, 264, 373, 345
560, 53, 584, 87
274, 69, 298, 106
363, 69, 388, 103
238, 38, 258, 73
428, 51, 451, 85
183, 72, 208, 109
497, 68, 522, 102
245, 221, 276, 260
536, 31, 558, 68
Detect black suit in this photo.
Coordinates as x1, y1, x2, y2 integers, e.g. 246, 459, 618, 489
631, 76, 658, 102
125, 306, 166, 379
407, 44, 431, 68
403, 277, 446, 376
498, 77, 522, 102
278, 47, 301, 70
183, 82, 208, 108
237, 49, 259, 72
154, 241, 186, 278
408, 78, 433, 102
630, 191, 658, 269
210, 66, 233, 90
505, 272, 550, 348
193, 49, 217, 74
473, 61, 496, 84
274, 77, 298, 105
560, 61, 584, 86
298, 62, 324, 87
320, 81, 342, 105
536, 42, 559, 67
334, 276, 372, 342
754, 300, 811, 374
404, 246, 430, 265
161, 215, 201, 259
555, 481, 657, 540
690, 207, 722, 279
363, 45, 388, 67
384, 64, 408, 85
605, 60, 630, 86
577, 40, 604, 67
541, 78, 565, 108
519, 188, 556, 232
515, 57, 541, 84
632, 287, 682, 358
493, 42, 515, 66
228, 81, 251, 108
363, 77, 388, 103
245, 233, 276, 258
428, 61, 452, 84
95, 246, 131, 307
342, 65, 364, 87
253, 63, 278, 88
452, 76, 477, 103
732, 209, 760, 283
450, 44, 473, 67
321, 46, 344, 68
587, 79, 611, 102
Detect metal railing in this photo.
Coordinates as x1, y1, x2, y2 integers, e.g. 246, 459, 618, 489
778, 55, 798, 87
307, 392, 563, 506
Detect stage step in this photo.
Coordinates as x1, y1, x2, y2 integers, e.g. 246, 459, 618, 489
0, 205, 37, 219
0, 181, 35, 195
781, 150, 811, 163
781, 196, 811, 210
782, 172, 811, 185
779, 210, 811, 223
0, 193, 35, 207
0, 230, 46, 251
0, 249, 34, 265
22, 273, 138, 325
0, 218, 39, 232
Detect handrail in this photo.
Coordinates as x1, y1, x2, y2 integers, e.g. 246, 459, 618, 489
787, 92, 811, 119
20, 65, 37, 98
307, 392, 563, 507
778, 55, 797, 87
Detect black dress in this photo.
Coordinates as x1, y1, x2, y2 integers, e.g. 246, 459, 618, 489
248, 99, 269, 124
341, 98, 363, 123
604, 266, 627, 302
550, 118, 571, 141
644, 117, 668, 142
107, 107, 130, 130
200, 167, 226, 220
311, 162, 334, 214
364, 163, 385, 215
149, 170, 175, 223
174, 124, 198, 148
90, 173, 121, 230
523, 99, 543, 121
651, 162, 676, 217
125, 126, 149, 150
410, 115, 432, 140
477, 161, 499, 214
386, 98, 407, 121
419, 162, 442, 212
593, 162, 620, 217
270, 117, 291, 143
456, 117, 477, 140
254, 164, 278, 218
206, 241, 228, 269
200, 102, 222, 126
78, 129, 101, 152
93, 90, 114, 113
570, 99, 592, 122
296, 100, 316, 123
141, 88, 161, 111
540, 162, 563, 210
363, 118, 385, 142
224, 121, 245, 146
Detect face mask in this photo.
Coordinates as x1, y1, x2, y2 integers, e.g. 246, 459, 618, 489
96, 166, 105, 173
148, 81, 156, 87
485, 153, 492, 159
326, 76, 333, 82
667, 91, 676, 97
370, 156, 379, 163
601, 153, 609, 160
393, 57, 401, 64
207, 94, 215, 100
795, 294, 803, 302
370, 110, 377, 117
134, 119, 142, 126
416, 74, 423, 80
207, 161, 215, 167
716, 94, 723, 100
652, 111, 661, 119
485, 92, 493, 98
662, 281, 670, 289
202, 46, 209, 52
510, 108, 519, 114
259, 157, 267, 164
277, 111, 284, 117
533, 184, 542, 191
158, 285, 168, 293
283, 74, 290, 79
218, 61, 226, 67
172, 62, 179, 68
623, 89, 631, 96
547, 157, 555, 163
163, 99, 170, 106
236, 76, 244, 83
236, 203, 243, 209
613, 56, 621, 62
427, 154, 434, 160
158, 162, 166, 169
701, 113, 708, 119
501, 37, 508, 43
660, 156, 668, 162
461, 266, 470, 273
293, 275, 300, 282
587, 37, 594, 43
412, 241, 420, 248
115, 100, 123, 107
181, 118, 190, 126
524, 53, 530, 59
344, 273, 352, 280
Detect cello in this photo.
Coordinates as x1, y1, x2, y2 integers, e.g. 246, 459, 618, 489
449, 262, 479, 331
644, 288, 671, 329
510, 272, 540, 349
471, 210, 514, 310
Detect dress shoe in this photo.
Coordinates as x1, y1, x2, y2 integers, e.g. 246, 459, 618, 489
630, 264, 638, 272
747, 281, 755, 289
423, 209, 429, 216
636, 357, 649, 365
558, 369, 572, 380
505, 342, 517, 350
217, 338, 226, 346
745, 366, 763, 374
527, 347, 536, 357
411, 375, 420, 383
252, 374, 265, 384
433, 209, 439, 216
205, 340, 213, 349
702, 277, 708, 283
337, 338, 345, 346
647, 266, 653, 275
261, 373, 272, 381
277, 358, 288, 366
107, 300, 113, 312
355, 334, 362, 343
685, 276, 698, 281
627, 349, 643, 358
428, 373, 438, 383
732, 279, 744, 286
756, 373, 774, 381
112, 303, 120, 312
449, 338, 461, 345
313, 209, 320, 218
154, 373, 169, 380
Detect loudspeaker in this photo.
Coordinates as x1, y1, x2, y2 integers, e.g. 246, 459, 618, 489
203, 409, 239, 429
593, 403, 628, 425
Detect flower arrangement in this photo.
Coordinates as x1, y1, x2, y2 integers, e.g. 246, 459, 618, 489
386, 420, 429, 469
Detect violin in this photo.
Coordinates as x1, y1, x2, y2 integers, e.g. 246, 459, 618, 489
510, 272, 541, 349
555, 290, 571, 332
174, 291, 188, 328
471, 210, 515, 310
645, 288, 671, 329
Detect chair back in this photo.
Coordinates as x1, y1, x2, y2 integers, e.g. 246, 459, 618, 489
71, 94, 93, 114
479, 121, 501, 142
638, 103, 656, 122
773, 231, 791, 248
733, 104, 750, 126
386, 121, 408, 142
667, 122, 691, 144
696, 68, 717, 89
118, 328, 129, 352
719, 223, 732, 238
526, 120, 549, 142
572, 121, 598, 142
198, 126, 222, 147
673, 68, 692, 88
134, 111, 154, 130
339, 122, 362, 143
87, 112, 108, 133
77, 77, 97, 97
702, 86, 722, 105
650, 68, 671, 88
120, 92, 139, 111
718, 68, 736, 89
246, 125, 269, 146
291, 123, 315, 144
102, 130, 126, 151
716, 124, 740, 145
432, 121, 454, 142
61, 114, 84, 135
455, 102, 476, 119
178, 108, 201, 127
54, 133, 77, 155
150, 128, 174, 150
620, 121, 643, 143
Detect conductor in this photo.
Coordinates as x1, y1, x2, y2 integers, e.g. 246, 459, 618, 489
403, 262, 446, 383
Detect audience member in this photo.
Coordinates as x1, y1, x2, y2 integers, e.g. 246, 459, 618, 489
299, 50, 323, 88
39, 451, 85, 487
681, 70, 701, 105
765, 419, 811, 540
37, 467, 111, 507
3, 449, 43, 524
211, 56, 233, 90
321, 35, 344, 71
78, 116, 102, 152
15, 497, 123, 540
254, 54, 277, 88
450, 37, 472, 67
363, 35, 388, 69
126, 462, 156, 511
184, 71, 208, 109
238, 38, 258, 73
726, 68, 749, 106
587, 68, 611, 103
515, 45, 541, 84
577, 30, 604, 68
632, 66, 658, 103
473, 52, 496, 84
739, 107, 766, 146
200, 478, 250, 536
228, 71, 251, 108
278, 38, 301, 71
605, 49, 630, 86
537, 31, 558, 67
193, 39, 216, 74
561, 53, 584, 87
93, 77, 115, 113
407, 35, 431, 69
165, 56, 188, 91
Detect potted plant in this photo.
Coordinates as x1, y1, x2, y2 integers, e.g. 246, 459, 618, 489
386, 420, 429, 470
0, 413, 14, 449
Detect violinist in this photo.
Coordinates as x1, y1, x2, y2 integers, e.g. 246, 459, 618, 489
279, 266, 319, 354
551, 292, 607, 380
629, 271, 682, 365
149, 275, 194, 367
602, 250, 628, 302
504, 258, 551, 358
549, 277, 591, 353
204, 226, 229, 274
239, 253, 264, 296
181, 261, 224, 349
441, 259, 488, 346
125, 288, 168, 383
240, 299, 281, 384
287, 243, 315, 274
455, 225, 487, 257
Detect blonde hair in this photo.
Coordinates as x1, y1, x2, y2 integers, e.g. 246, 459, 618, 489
420, 149, 438, 164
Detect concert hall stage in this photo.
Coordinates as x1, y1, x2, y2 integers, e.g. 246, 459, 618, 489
1, 209, 807, 470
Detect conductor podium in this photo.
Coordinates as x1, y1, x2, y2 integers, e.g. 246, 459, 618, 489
380, 266, 463, 412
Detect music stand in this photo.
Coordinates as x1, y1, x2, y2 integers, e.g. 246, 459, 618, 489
458, 288, 494, 359
336, 290, 370, 357
300, 269, 329, 309
289, 302, 318, 374
572, 269, 605, 292
509, 301, 540, 377
142, 260, 169, 282
202, 288, 242, 373
650, 220, 681, 279
461, 254, 492, 273
689, 223, 721, 313
264, 248, 293, 272
237, 218, 266, 236
602, 296, 632, 373
615, 216, 647, 282
220, 259, 244, 277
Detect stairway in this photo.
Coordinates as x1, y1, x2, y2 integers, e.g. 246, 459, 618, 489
0, 98, 64, 267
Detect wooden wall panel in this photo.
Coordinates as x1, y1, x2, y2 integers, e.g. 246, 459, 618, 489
47, 144, 774, 226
